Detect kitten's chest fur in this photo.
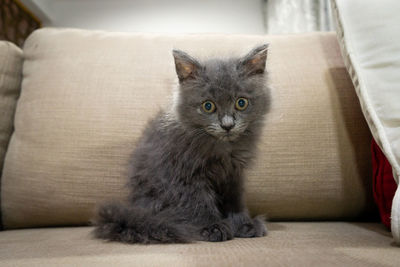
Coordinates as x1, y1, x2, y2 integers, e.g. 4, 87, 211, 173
129, 112, 258, 210
160, 113, 255, 186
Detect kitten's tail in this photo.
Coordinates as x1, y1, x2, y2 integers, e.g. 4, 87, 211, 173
93, 202, 198, 244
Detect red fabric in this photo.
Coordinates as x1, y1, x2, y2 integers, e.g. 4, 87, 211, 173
371, 139, 397, 229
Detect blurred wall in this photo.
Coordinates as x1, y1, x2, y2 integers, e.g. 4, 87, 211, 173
22, 0, 265, 34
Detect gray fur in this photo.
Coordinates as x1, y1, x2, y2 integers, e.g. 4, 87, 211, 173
94, 44, 270, 243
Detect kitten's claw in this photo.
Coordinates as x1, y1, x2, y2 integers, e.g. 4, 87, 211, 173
201, 222, 233, 242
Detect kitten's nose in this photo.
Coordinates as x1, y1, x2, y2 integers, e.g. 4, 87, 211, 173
221, 115, 235, 132
221, 124, 235, 132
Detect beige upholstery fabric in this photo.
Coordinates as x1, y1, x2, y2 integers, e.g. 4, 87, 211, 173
1, 28, 374, 228
0, 41, 23, 228
0, 223, 397, 266
0, 42, 22, 174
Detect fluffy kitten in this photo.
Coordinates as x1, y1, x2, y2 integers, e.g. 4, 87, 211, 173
94, 44, 270, 243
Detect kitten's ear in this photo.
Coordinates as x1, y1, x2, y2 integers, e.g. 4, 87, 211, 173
172, 50, 202, 82
238, 44, 269, 77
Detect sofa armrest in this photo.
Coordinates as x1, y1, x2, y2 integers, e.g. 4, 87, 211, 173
0, 41, 23, 229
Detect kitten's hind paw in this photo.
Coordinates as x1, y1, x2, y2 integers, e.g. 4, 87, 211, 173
201, 221, 233, 242
252, 216, 268, 237
236, 216, 267, 238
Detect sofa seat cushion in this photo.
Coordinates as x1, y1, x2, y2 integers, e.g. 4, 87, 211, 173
0, 223, 397, 266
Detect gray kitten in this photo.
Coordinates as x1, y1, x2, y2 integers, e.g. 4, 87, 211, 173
94, 44, 270, 243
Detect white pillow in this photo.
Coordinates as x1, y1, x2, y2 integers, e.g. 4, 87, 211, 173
332, 0, 400, 243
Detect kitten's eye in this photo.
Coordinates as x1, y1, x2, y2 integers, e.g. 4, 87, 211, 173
235, 97, 249, 111
202, 101, 216, 113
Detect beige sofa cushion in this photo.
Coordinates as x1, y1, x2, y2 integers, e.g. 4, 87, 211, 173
0, 223, 397, 266
0, 41, 23, 228
1, 28, 374, 228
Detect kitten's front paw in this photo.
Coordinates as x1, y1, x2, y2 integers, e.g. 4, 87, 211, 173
236, 216, 267, 238
201, 221, 233, 242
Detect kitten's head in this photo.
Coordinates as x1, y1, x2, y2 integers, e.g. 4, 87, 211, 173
172, 45, 270, 142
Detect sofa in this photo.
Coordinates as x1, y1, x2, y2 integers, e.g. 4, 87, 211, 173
0, 26, 399, 266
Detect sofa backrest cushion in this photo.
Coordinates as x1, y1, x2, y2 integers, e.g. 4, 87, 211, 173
0, 41, 23, 229
1, 28, 374, 228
